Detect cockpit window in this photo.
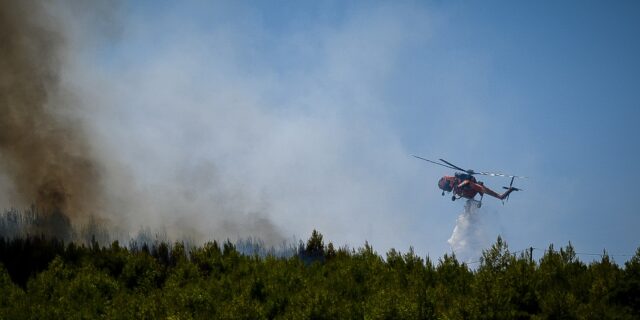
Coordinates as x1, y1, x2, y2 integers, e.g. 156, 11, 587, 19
439, 178, 453, 191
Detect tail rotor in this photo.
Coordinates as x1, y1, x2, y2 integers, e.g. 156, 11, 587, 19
502, 176, 522, 203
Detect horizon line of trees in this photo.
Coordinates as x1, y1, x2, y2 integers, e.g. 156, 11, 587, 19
1, 230, 639, 319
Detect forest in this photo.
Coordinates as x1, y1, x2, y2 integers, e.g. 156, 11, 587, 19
1, 229, 639, 319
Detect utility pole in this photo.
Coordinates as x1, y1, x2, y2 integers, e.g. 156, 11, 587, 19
529, 247, 534, 264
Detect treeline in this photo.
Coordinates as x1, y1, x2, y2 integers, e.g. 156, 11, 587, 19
1, 230, 639, 319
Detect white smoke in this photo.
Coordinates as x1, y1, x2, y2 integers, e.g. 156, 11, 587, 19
448, 200, 492, 262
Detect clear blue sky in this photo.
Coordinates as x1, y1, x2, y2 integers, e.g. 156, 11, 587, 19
81, 1, 640, 261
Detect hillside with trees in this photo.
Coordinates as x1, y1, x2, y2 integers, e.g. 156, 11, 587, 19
1, 230, 639, 319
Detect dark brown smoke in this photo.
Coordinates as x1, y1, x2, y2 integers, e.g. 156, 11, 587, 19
1, 1, 287, 245
0, 1, 102, 227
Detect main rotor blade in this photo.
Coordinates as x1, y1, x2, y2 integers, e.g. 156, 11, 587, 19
438, 158, 469, 173
415, 155, 528, 178
476, 171, 528, 178
412, 155, 460, 170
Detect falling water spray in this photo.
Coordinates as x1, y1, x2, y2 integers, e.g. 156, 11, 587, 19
447, 200, 491, 263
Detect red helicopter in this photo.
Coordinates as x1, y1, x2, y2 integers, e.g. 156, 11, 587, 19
413, 156, 525, 207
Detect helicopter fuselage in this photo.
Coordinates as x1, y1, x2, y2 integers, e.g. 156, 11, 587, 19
438, 174, 482, 199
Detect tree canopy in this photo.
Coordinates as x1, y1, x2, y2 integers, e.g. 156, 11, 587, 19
0, 231, 638, 319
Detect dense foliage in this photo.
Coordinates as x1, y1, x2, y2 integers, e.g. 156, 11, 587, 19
1, 231, 639, 319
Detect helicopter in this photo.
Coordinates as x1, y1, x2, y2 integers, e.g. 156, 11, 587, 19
413, 155, 525, 208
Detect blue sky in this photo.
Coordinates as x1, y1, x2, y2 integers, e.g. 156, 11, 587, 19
63, 1, 640, 261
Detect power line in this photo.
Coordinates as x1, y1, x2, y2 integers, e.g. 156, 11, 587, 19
459, 247, 637, 265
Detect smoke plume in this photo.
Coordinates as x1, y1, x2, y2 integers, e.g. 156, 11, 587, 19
447, 200, 491, 262
0, 1, 103, 229
0, 1, 287, 244
0, 1, 431, 252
